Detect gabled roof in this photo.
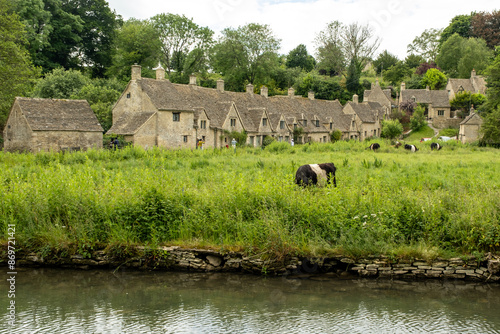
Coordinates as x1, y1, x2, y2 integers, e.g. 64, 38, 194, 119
14, 97, 102, 132
460, 112, 483, 125
107, 112, 155, 135
400, 89, 450, 108
345, 102, 381, 123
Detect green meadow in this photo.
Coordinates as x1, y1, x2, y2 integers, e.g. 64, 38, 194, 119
1, 139, 499, 262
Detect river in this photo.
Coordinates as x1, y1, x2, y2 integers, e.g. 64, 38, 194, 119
1, 268, 500, 333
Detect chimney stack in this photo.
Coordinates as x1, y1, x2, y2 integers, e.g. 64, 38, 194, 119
155, 66, 165, 80
401, 82, 406, 91
288, 87, 295, 98
353, 94, 358, 104
131, 64, 141, 80
308, 91, 315, 100
246, 83, 254, 94
189, 75, 197, 86
260, 86, 268, 98
217, 79, 224, 92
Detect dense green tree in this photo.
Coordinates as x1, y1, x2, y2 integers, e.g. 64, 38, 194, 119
151, 13, 213, 80
31, 68, 90, 99
294, 72, 350, 103
342, 22, 380, 74
436, 33, 463, 78
457, 38, 493, 78
372, 50, 399, 75
62, 0, 121, 77
450, 92, 486, 114
471, 10, 500, 49
107, 19, 162, 81
440, 14, 473, 46
314, 21, 345, 76
211, 23, 280, 91
345, 58, 362, 95
0, 0, 40, 136
381, 119, 403, 140
407, 28, 442, 62
286, 44, 315, 72
421, 68, 447, 90
410, 105, 426, 131
482, 53, 500, 113
383, 61, 412, 86
405, 54, 426, 70
15, 0, 84, 73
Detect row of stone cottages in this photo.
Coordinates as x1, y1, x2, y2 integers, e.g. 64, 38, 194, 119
2, 65, 485, 152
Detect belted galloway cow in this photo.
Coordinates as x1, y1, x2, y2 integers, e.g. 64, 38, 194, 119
295, 163, 336, 187
430, 142, 442, 150
404, 144, 418, 152
366, 143, 380, 151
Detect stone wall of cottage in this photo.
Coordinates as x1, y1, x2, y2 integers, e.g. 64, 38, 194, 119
30, 131, 102, 152
3, 103, 31, 152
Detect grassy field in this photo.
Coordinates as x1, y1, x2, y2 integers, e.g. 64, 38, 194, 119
1, 139, 499, 262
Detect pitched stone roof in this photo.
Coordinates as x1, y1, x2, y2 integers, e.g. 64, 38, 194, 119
345, 102, 382, 123
448, 76, 487, 95
15, 97, 102, 132
107, 112, 155, 135
460, 112, 483, 125
400, 89, 450, 108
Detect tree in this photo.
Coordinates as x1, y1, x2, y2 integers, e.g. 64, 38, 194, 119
407, 28, 442, 62
436, 33, 463, 78
294, 72, 350, 103
405, 54, 426, 69
0, 0, 40, 136
342, 22, 380, 74
421, 68, 447, 90
383, 61, 412, 86
450, 92, 486, 115
107, 19, 162, 81
314, 21, 345, 76
480, 107, 500, 145
286, 44, 315, 72
15, 0, 84, 73
345, 58, 362, 95
62, 0, 121, 77
415, 62, 440, 75
381, 119, 403, 140
482, 53, 500, 113
440, 14, 473, 46
457, 38, 493, 78
399, 99, 417, 115
471, 10, 500, 50
372, 50, 399, 75
410, 105, 426, 131
151, 13, 213, 79
211, 23, 281, 91
31, 68, 90, 99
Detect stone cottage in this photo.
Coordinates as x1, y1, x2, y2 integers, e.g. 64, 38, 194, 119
3, 97, 103, 153
343, 95, 383, 141
447, 69, 487, 101
459, 112, 483, 144
107, 65, 376, 149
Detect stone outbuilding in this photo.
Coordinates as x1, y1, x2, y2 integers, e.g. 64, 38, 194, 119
3, 97, 103, 153
459, 112, 483, 144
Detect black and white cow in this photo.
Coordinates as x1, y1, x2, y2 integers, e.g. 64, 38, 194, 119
295, 163, 336, 187
430, 142, 442, 150
404, 144, 419, 152
366, 143, 380, 151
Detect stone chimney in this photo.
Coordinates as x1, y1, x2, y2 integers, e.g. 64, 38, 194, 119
308, 91, 315, 100
471, 69, 476, 78
288, 87, 295, 98
353, 94, 358, 104
401, 82, 406, 91
246, 83, 254, 94
260, 86, 268, 98
155, 66, 165, 80
217, 79, 224, 92
189, 75, 197, 85
131, 64, 141, 80
426, 85, 430, 91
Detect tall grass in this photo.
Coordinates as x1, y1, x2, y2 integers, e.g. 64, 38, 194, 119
1, 140, 499, 260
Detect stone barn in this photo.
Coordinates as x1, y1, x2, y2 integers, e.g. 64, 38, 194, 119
3, 97, 103, 153
459, 112, 483, 144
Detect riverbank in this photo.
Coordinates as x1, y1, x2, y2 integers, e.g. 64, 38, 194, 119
4, 245, 500, 282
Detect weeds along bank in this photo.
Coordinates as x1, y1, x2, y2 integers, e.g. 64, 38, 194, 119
1, 140, 500, 263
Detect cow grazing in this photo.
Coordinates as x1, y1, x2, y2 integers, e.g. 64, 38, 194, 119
295, 163, 336, 187
404, 144, 418, 152
430, 142, 442, 150
394, 141, 402, 148
367, 143, 380, 151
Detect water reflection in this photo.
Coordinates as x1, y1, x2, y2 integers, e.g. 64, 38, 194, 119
1, 268, 500, 333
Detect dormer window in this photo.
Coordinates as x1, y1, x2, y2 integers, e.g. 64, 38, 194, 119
200, 120, 206, 129
315, 120, 320, 127
126, 93, 131, 98
303, 120, 307, 127
262, 118, 267, 126
330, 122, 333, 130
280, 120, 285, 129
230, 118, 236, 127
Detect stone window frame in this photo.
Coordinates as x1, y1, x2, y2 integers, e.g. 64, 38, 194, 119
173, 112, 180, 122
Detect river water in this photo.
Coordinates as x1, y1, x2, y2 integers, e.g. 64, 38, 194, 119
1, 268, 500, 333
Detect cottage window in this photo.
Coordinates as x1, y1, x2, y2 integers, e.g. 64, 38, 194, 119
183, 135, 188, 143
438, 110, 444, 116
315, 120, 320, 127
126, 93, 131, 98
330, 122, 333, 130
303, 120, 307, 127
280, 120, 285, 129
323, 136, 327, 142
200, 120, 206, 129
352, 121, 355, 128
262, 118, 267, 126
173, 112, 180, 122
230, 118, 236, 127
294, 123, 297, 129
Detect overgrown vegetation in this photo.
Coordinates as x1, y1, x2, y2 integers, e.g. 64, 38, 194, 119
1, 140, 499, 262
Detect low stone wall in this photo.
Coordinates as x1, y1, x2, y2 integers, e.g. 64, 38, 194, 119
6, 246, 500, 282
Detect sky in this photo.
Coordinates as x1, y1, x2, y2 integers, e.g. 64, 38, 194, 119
105, 0, 499, 60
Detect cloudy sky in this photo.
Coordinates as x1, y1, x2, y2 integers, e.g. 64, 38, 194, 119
106, 0, 498, 60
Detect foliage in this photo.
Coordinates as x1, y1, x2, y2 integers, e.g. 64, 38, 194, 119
399, 99, 417, 115
31, 68, 90, 99
421, 68, 447, 90
415, 62, 440, 75
409, 105, 426, 131
471, 10, 500, 49
436, 33, 463, 78
211, 23, 280, 91
380, 119, 403, 139
440, 14, 473, 46
407, 28, 443, 62
107, 18, 162, 81
294, 72, 350, 103
439, 128, 459, 137
262, 135, 276, 148
404, 54, 426, 69
285, 44, 315, 72
314, 21, 345, 76
450, 92, 486, 112
383, 61, 412, 86
330, 130, 342, 142
372, 50, 399, 75
151, 13, 213, 79
480, 107, 500, 145
483, 53, 500, 113
0, 0, 40, 135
